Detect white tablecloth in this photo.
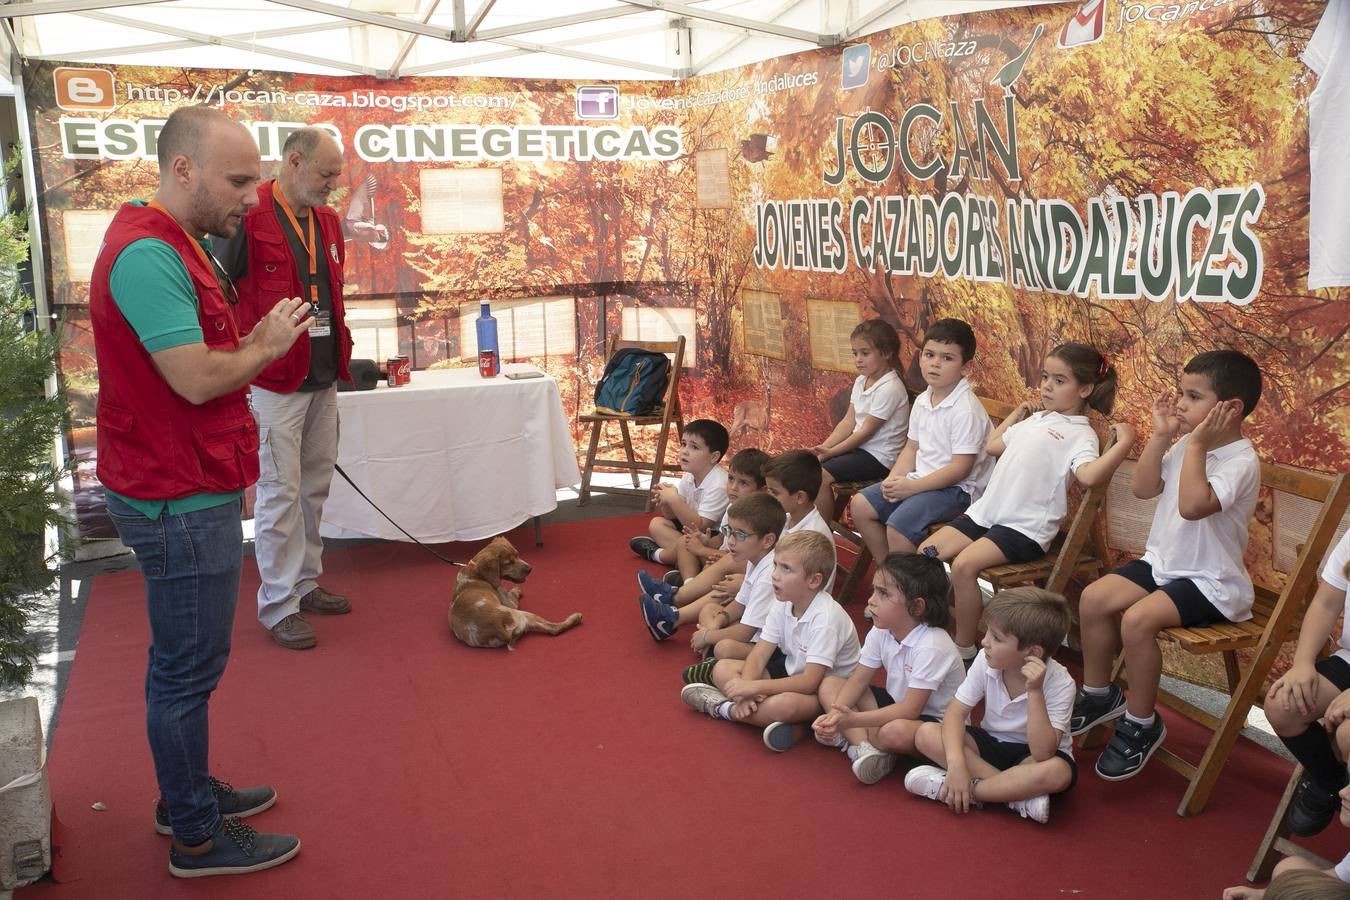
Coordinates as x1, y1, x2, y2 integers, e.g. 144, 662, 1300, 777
320, 367, 581, 542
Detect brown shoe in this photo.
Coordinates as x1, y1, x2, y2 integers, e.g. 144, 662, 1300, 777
299, 586, 351, 615
270, 613, 316, 650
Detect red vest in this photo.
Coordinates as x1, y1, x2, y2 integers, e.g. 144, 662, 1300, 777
235, 179, 352, 392
90, 203, 259, 499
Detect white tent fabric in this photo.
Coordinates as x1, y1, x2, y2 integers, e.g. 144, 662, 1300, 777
0, 0, 1058, 82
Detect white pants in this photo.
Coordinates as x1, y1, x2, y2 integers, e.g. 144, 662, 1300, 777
251, 385, 339, 629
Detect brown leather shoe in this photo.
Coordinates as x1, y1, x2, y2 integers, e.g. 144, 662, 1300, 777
299, 586, 351, 615
270, 613, 316, 650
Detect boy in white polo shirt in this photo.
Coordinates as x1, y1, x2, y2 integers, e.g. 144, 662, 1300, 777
630, 419, 730, 568
680, 532, 860, 751
906, 588, 1077, 825
1074, 350, 1262, 781
763, 450, 838, 593
919, 342, 1136, 664
851, 319, 993, 563
812, 552, 965, 784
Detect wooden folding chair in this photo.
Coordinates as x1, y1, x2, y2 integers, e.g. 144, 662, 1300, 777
577, 335, 685, 506
828, 479, 881, 603
1083, 467, 1350, 816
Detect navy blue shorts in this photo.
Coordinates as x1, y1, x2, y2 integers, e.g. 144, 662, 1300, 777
947, 515, 1044, 564
766, 647, 788, 680
822, 449, 891, 483
860, 482, 971, 546
1316, 655, 1350, 692
868, 685, 895, 708
1111, 560, 1226, 628
965, 725, 1078, 791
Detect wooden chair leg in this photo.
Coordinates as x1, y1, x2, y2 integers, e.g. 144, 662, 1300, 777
578, 420, 602, 507
1223, 650, 1242, 692
839, 542, 873, 604
618, 420, 640, 489
651, 421, 674, 492
1248, 767, 1303, 882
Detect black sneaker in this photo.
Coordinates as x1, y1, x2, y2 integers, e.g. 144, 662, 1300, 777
1069, 684, 1128, 736
1095, 715, 1167, 781
661, 570, 685, 588
629, 536, 661, 561
683, 658, 717, 685
155, 777, 277, 836
1287, 776, 1345, 837
168, 817, 299, 878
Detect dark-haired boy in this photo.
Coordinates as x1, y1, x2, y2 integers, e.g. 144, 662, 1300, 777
764, 450, 837, 592
1073, 349, 1263, 781
851, 318, 993, 564
630, 419, 730, 565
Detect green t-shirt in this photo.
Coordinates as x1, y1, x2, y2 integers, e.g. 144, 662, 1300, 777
105, 201, 242, 519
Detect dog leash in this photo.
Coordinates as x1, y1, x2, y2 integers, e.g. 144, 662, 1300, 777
332, 463, 467, 568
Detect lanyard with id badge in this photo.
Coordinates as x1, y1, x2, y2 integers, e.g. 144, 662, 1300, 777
274, 185, 331, 339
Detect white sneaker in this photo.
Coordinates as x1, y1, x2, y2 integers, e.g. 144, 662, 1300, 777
1008, 794, 1050, 824
814, 731, 847, 749
850, 743, 897, 785
903, 765, 947, 802
680, 683, 728, 718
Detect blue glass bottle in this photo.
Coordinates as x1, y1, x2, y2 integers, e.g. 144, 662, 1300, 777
476, 301, 500, 377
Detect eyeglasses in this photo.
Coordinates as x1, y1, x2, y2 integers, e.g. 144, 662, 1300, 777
719, 525, 757, 543
207, 251, 239, 306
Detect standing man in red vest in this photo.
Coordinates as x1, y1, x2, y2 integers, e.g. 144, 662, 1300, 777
91, 106, 310, 876
217, 127, 354, 650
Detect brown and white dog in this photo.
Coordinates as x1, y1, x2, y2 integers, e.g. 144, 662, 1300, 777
450, 537, 582, 648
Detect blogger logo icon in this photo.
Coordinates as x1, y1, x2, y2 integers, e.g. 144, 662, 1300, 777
54, 67, 116, 111
841, 44, 871, 90
576, 85, 619, 120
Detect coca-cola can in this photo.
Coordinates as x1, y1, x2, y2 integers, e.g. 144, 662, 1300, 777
395, 357, 411, 386
478, 348, 498, 378
386, 357, 402, 387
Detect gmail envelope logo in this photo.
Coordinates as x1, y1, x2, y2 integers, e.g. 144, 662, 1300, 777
54, 67, 116, 111
576, 85, 619, 120
1059, 0, 1107, 49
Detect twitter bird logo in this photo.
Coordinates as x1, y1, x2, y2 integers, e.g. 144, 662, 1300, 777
841, 44, 870, 90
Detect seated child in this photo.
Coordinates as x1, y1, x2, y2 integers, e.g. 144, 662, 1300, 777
812, 552, 964, 784
638, 448, 769, 609
630, 419, 730, 568
905, 587, 1077, 825
851, 318, 993, 562
1073, 350, 1261, 781
919, 342, 1136, 664
638, 492, 783, 645
680, 532, 860, 751
764, 450, 837, 593
1264, 528, 1350, 835
810, 319, 910, 522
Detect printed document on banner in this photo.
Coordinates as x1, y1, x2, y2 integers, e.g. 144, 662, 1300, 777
419, 169, 504, 234
61, 209, 116, 282
806, 298, 859, 373
741, 290, 785, 360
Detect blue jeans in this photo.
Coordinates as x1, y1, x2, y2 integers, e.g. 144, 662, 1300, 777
106, 493, 243, 844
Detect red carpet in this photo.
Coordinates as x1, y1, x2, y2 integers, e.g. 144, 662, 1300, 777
21, 514, 1345, 898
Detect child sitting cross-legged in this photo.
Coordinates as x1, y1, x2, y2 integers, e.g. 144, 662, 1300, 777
764, 450, 837, 592
905, 588, 1077, 825
811, 552, 965, 784
629, 419, 730, 571
680, 532, 861, 751
639, 492, 783, 645
637, 448, 769, 619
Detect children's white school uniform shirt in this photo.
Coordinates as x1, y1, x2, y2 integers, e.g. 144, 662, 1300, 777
1305, 0, 1350, 288
907, 378, 994, 500
1320, 531, 1350, 665
1336, 849, 1350, 883
677, 465, 729, 526
1140, 433, 1260, 622
955, 650, 1076, 754
737, 550, 778, 633
859, 623, 965, 719
715, 509, 731, 550
850, 370, 910, 468
760, 590, 860, 679
783, 506, 837, 592
964, 410, 1099, 550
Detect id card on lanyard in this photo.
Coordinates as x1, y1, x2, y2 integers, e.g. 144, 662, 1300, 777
273, 185, 331, 338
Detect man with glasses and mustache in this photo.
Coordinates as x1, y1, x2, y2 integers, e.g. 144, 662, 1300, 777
216, 126, 355, 651
90, 105, 312, 877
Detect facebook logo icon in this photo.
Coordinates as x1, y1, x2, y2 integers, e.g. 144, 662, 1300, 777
576, 85, 619, 119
